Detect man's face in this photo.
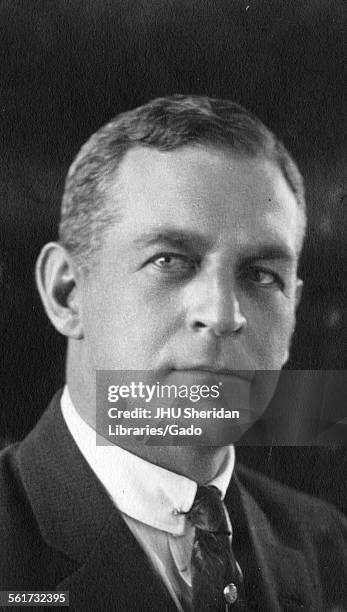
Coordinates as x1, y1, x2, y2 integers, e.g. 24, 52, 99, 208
79, 146, 302, 434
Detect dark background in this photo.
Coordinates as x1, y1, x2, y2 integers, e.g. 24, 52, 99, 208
0, 1, 346, 510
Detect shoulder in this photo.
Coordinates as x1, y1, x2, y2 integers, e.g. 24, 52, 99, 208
236, 461, 344, 512
0, 443, 46, 585
0, 441, 31, 529
0, 407, 77, 588
0, 392, 63, 544
235, 461, 347, 550
232, 463, 347, 608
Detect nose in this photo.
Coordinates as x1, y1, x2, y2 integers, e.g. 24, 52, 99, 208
185, 270, 247, 337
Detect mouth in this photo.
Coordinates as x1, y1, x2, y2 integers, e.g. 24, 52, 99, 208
171, 367, 254, 382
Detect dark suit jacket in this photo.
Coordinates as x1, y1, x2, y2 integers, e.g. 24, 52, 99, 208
1, 392, 347, 611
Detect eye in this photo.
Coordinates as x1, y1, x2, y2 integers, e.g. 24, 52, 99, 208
147, 252, 196, 273
246, 267, 284, 289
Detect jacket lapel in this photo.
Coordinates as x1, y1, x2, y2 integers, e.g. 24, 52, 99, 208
226, 471, 317, 611
18, 392, 177, 611
55, 509, 177, 611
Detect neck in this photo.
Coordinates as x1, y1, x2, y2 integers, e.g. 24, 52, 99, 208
66, 346, 230, 483
113, 443, 230, 484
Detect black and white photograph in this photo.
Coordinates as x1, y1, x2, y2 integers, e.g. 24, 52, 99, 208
0, 1, 346, 610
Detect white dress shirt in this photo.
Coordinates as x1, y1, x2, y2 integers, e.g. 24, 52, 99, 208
61, 386, 235, 611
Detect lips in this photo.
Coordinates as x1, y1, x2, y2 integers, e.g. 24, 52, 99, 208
171, 367, 254, 382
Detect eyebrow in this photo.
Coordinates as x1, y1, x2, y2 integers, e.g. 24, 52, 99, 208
134, 227, 296, 263
239, 244, 297, 265
133, 228, 212, 252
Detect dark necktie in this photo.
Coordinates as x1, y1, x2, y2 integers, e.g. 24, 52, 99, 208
187, 485, 246, 611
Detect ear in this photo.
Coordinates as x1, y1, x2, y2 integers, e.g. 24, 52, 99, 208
35, 242, 84, 339
295, 278, 303, 309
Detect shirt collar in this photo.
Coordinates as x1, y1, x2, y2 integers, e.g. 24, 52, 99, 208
61, 386, 235, 535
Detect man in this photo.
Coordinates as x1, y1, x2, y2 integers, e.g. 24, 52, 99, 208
0, 96, 346, 611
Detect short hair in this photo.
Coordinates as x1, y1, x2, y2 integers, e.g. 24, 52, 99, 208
59, 95, 306, 271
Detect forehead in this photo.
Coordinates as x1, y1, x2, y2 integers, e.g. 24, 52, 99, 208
106, 145, 301, 257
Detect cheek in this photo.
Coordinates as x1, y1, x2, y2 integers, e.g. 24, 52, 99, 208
246, 297, 296, 368
251, 370, 281, 417
82, 282, 178, 368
